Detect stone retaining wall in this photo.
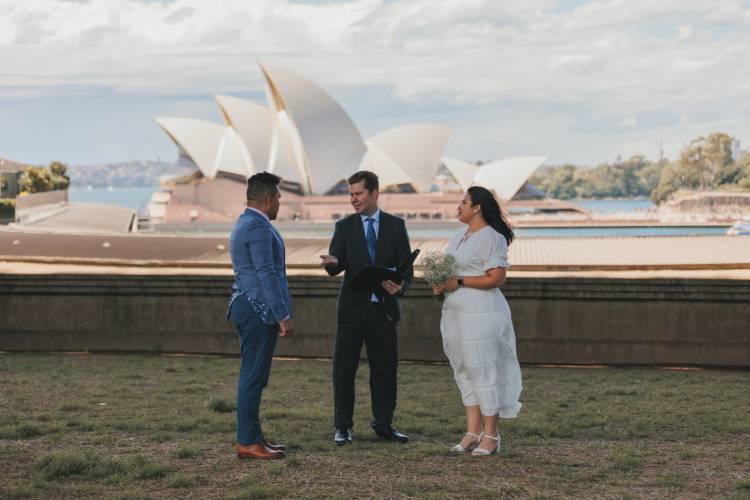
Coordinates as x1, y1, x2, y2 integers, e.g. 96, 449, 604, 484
1, 274, 748, 366
15, 189, 68, 211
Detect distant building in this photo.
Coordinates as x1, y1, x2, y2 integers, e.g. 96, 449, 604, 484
0, 158, 25, 198
153, 174, 583, 225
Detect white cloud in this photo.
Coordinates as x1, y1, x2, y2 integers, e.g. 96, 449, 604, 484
0, 0, 749, 165
677, 24, 693, 40
620, 115, 637, 128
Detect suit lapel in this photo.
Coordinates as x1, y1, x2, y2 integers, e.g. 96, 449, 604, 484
249, 210, 285, 266
271, 225, 285, 268
270, 224, 284, 249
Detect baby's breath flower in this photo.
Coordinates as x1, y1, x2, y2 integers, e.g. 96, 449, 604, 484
421, 251, 456, 287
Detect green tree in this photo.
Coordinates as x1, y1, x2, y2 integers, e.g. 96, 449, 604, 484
679, 133, 733, 190
19, 166, 54, 193
587, 163, 615, 197
618, 155, 652, 197
547, 164, 583, 199
638, 159, 665, 195
651, 161, 702, 203
714, 162, 741, 185
736, 155, 750, 189
0, 197, 15, 219
49, 161, 70, 190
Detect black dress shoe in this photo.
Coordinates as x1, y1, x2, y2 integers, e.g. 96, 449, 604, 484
334, 428, 352, 446
374, 426, 409, 443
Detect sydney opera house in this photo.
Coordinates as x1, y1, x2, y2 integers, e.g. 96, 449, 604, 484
151, 62, 581, 224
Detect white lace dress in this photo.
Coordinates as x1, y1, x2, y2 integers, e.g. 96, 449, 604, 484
440, 225, 523, 418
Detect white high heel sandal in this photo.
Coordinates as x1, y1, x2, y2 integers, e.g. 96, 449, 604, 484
450, 431, 482, 453
471, 433, 500, 456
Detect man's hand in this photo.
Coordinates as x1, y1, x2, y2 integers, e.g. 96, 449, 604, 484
279, 318, 295, 338
319, 255, 338, 267
381, 280, 403, 296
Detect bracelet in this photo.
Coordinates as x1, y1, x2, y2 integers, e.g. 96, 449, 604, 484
457, 278, 464, 287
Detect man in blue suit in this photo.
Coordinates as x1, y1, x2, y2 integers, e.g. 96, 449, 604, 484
227, 171, 293, 460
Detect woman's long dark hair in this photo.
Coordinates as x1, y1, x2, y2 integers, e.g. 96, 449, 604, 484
467, 186, 515, 245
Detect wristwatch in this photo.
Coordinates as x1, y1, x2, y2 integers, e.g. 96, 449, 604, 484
457, 278, 464, 287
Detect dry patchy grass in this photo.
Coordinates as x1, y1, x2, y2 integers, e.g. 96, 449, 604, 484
0, 353, 748, 499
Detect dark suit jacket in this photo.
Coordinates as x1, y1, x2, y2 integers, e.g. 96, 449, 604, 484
325, 211, 412, 324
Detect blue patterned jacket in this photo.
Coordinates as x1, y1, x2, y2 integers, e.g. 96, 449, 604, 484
228, 208, 292, 325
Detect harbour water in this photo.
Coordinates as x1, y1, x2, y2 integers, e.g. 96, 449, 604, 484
69, 186, 157, 212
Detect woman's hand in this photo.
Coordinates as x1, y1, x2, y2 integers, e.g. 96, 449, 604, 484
443, 277, 459, 293
432, 284, 446, 295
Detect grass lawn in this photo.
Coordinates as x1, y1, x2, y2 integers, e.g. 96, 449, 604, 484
0, 353, 748, 499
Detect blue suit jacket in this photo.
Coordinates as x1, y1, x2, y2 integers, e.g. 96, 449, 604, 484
228, 208, 292, 325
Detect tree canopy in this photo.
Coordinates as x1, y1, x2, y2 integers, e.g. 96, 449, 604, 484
529, 132, 749, 204
19, 161, 70, 194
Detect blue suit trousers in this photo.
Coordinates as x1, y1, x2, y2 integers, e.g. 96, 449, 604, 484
229, 296, 279, 445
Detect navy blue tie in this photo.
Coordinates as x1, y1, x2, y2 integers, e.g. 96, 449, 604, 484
365, 217, 377, 263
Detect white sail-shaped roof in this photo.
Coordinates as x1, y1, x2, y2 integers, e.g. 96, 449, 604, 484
358, 144, 413, 188
155, 118, 253, 179
474, 156, 547, 200
272, 110, 308, 187
214, 95, 273, 172
443, 156, 546, 200
216, 128, 254, 178
214, 94, 301, 184
442, 157, 479, 191
259, 61, 368, 195
156, 118, 226, 179
367, 124, 452, 192
156, 61, 547, 199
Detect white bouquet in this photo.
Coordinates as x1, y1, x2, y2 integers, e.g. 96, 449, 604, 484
421, 251, 456, 287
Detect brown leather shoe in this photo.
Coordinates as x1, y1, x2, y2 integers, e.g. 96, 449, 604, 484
262, 439, 286, 452
236, 443, 285, 460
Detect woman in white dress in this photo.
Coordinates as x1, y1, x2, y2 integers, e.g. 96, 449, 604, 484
433, 186, 522, 456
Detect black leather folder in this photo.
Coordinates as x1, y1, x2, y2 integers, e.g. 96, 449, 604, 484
349, 249, 420, 292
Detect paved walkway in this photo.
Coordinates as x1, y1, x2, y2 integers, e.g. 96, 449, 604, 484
15, 203, 136, 233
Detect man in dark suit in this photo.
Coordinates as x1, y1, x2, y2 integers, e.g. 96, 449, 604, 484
320, 170, 412, 445
227, 172, 294, 460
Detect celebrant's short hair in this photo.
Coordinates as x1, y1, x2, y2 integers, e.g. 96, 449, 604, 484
347, 171, 379, 193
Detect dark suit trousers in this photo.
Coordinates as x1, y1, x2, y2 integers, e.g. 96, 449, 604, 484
230, 297, 278, 445
333, 302, 398, 430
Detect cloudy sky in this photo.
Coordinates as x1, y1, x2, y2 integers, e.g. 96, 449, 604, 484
1, 0, 749, 167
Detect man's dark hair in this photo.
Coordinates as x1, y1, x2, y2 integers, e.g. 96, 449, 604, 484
246, 171, 282, 202
347, 170, 379, 192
